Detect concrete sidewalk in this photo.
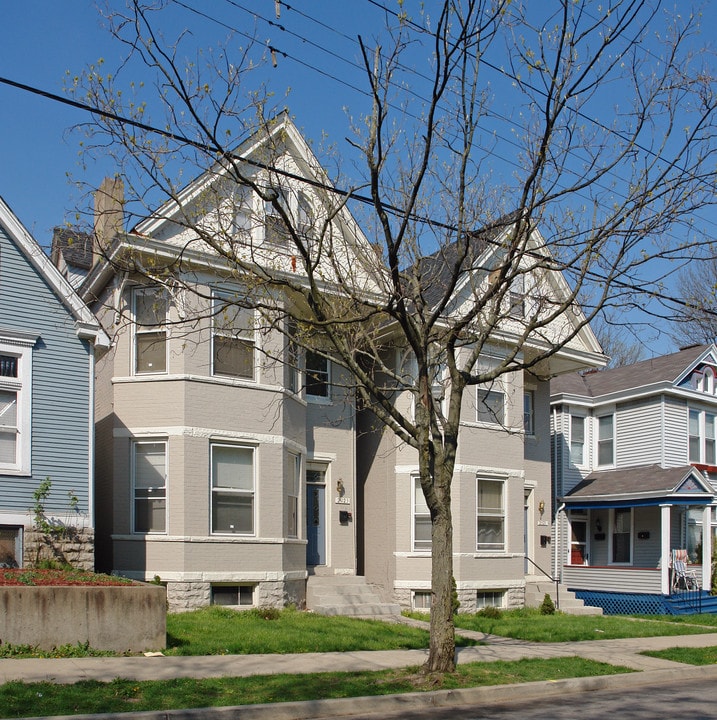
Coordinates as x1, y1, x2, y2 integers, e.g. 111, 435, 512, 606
5, 628, 717, 719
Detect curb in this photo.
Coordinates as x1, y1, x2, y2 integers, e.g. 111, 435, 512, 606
28, 664, 717, 720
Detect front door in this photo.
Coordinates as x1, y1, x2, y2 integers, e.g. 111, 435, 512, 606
306, 469, 326, 566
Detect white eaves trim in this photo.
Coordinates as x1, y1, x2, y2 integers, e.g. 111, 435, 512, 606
0, 195, 110, 349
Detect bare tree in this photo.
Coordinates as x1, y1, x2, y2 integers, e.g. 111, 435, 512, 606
70, 1, 717, 673
670, 257, 717, 348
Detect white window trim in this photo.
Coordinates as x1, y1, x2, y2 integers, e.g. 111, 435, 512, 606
0, 333, 35, 476
131, 439, 168, 535
476, 476, 506, 553
412, 475, 432, 554
596, 413, 615, 468
132, 287, 168, 376
569, 412, 586, 468
523, 388, 535, 436
608, 507, 633, 566
211, 291, 257, 382
306, 350, 331, 401
288, 452, 301, 539
476, 386, 505, 426
210, 442, 256, 536
688, 407, 717, 465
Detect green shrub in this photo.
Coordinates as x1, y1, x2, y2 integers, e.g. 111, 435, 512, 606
476, 605, 502, 619
539, 593, 556, 615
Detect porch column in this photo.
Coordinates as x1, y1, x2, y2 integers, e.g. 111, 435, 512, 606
660, 504, 670, 595
703, 505, 712, 592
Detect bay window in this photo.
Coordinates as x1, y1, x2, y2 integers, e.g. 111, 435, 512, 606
212, 294, 255, 380
132, 441, 167, 533
134, 287, 168, 374
211, 444, 254, 535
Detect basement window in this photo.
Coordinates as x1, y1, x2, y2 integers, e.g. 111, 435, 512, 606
211, 584, 254, 607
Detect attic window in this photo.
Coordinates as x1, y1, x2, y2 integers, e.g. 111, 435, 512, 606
509, 275, 525, 318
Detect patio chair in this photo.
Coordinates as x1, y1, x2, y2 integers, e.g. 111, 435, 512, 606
671, 549, 700, 592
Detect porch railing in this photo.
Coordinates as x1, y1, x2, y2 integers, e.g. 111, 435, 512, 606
525, 555, 560, 610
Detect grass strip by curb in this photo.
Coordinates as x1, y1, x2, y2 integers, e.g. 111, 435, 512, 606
643, 645, 717, 665
0, 657, 633, 718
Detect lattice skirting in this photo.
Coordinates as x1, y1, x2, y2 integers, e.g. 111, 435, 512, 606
572, 589, 717, 615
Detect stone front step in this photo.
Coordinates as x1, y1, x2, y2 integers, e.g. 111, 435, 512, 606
307, 575, 401, 617
525, 579, 603, 615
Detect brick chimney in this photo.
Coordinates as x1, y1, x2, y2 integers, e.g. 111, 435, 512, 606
93, 176, 124, 265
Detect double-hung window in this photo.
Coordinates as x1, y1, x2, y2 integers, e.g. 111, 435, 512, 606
612, 507, 632, 564
597, 414, 614, 466
509, 275, 525, 318
306, 350, 330, 398
134, 287, 168, 374
476, 387, 505, 425
288, 453, 300, 538
477, 477, 505, 551
132, 441, 167, 533
570, 415, 585, 465
211, 444, 254, 535
413, 477, 432, 552
0, 336, 33, 474
287, 319, 300, 393
523, 390, 534, 435
689, 409, 716, 465
212, 295, 255, 380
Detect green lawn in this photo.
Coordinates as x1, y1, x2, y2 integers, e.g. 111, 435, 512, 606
407, 608, 717, 642
0, 657, 633, 718
164, 606, 478, 655
643, 645, 717, 665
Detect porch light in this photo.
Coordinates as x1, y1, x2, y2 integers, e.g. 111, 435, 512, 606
538, 500, 545, 516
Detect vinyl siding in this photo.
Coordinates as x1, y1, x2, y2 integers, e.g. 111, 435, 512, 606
0, 225, 92, 517
663, 397, 688, 466
615, 399, 662, 467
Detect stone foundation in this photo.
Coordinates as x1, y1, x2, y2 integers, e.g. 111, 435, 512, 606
393, 584, 527, 613
23, 528, 94, 571
166, 578, 307, 613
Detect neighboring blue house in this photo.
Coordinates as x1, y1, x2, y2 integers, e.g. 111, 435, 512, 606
0, 196, 108, 569
551, 344, 717, 614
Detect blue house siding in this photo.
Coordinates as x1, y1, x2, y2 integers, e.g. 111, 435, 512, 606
0, 223, 93, 518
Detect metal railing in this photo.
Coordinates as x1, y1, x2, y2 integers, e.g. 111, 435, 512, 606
525, 555, 560, 610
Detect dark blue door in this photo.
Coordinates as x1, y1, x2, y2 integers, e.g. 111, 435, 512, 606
306, 483, 326, 565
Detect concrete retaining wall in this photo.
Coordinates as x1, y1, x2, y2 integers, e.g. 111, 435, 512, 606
0, 584, 166, 652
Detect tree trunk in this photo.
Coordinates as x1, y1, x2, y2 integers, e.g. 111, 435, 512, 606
424, 487, 455, 673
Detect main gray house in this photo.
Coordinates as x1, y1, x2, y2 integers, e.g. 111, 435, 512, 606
54, 115, 605, 613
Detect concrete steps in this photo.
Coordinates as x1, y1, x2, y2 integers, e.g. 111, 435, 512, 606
306, 576, 401, 617
525, 578, 603, 615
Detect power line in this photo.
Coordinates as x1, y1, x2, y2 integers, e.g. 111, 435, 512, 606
0, 73, 711, 320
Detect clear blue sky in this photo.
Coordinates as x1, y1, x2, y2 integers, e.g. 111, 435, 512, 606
1, 2, 715, 356
0, 1, 381, 248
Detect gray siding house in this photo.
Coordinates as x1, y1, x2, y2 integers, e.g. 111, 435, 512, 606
551, 344, 717, 613
0, 196, 108, 569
